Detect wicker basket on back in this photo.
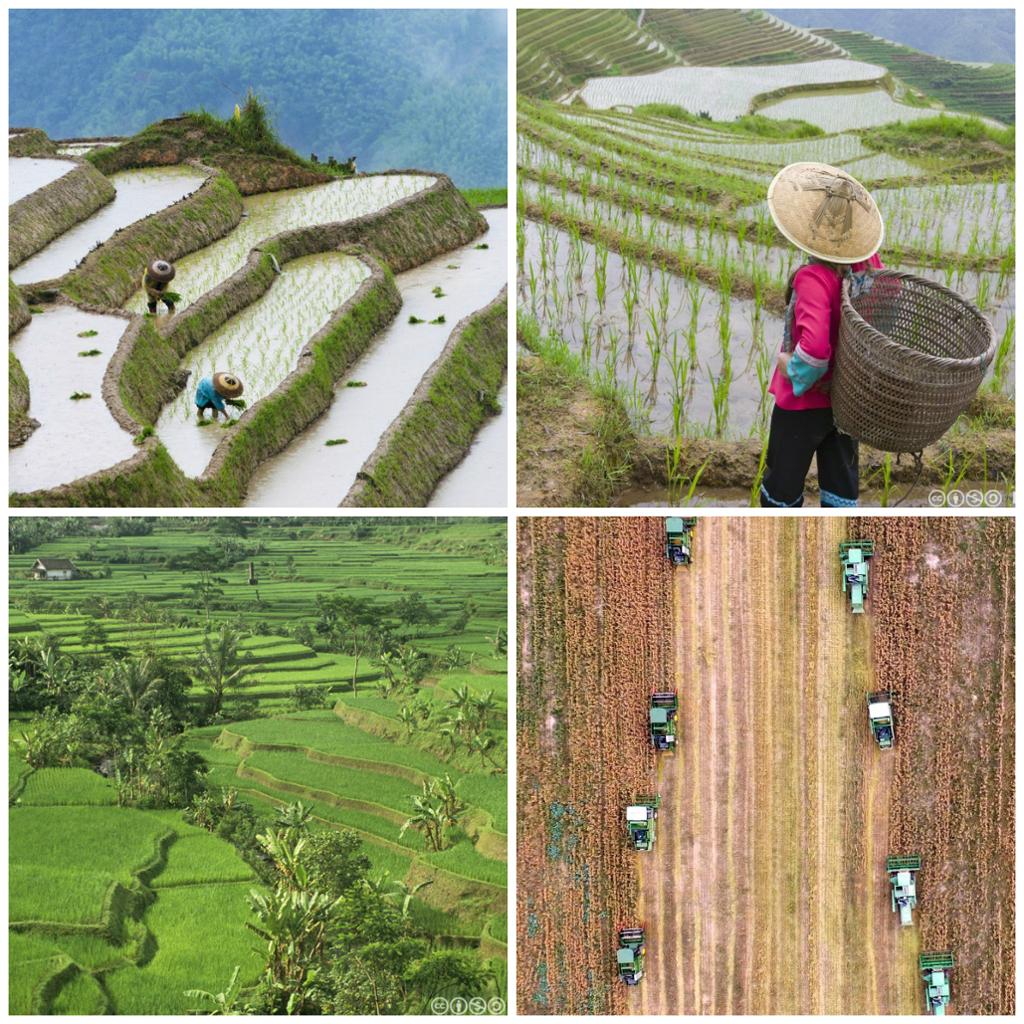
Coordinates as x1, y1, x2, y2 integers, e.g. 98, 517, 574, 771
832, 270, 996, 453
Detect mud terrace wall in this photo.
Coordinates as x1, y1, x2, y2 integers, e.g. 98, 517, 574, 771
9, 278, 31, 336
344, 287, 508, 507
9, 160, 115, 269
8, 128, 59, 157
55, 170, 242, 308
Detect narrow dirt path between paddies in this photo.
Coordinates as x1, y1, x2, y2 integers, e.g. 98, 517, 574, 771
851, 516, 1015, 1015
631, 518, 918, 1014
516, 518, 672, 1014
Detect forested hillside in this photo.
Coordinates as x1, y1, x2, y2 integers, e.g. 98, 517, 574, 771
9, 9, 506, 186
769, 8, 1015, 64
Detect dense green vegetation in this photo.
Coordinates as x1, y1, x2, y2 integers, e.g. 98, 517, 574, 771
10, 9, 506, 187
9, 517, 507, 1014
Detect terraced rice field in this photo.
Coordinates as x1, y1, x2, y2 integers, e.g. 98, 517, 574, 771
10, 518, 508, 1013
9, 156, 75, 202
12, 165, 207, 284
9, 305, 136, 492
517, 12, 1015, 504
123, 174, 434, 316
517, 515, 1013, 1014
10, 139, 507, 503
814, 29, 1015, 125
154, 251, 371, 477
577, 60, 887, 119
245, 208, 508, 506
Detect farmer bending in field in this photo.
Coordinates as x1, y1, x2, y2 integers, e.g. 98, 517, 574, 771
142, 259, 177, 315
760, 162, 884, 508
195, 372, 245, 422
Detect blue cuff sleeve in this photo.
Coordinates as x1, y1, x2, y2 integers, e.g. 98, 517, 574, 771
787, 352, 827, 396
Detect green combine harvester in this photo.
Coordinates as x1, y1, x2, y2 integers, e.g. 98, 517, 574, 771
616, 927, 646, 985
665, 517, 697, 565
649, 692, 678, 752
886, 854, 920, 926
920, 952, 954, 1015
626, 796, 660, 851
839, 539, 875, 613
867, 691, 895, 749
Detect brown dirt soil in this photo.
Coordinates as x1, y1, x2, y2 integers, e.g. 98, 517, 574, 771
851, 516, 1015, 1015
632, 518, 919, 1014
516, 518, 672, 1013
519, 516, 1011, 1014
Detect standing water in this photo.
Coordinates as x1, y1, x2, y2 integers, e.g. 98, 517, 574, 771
154, 252, 370, 478
9, 306, 136, 493
429, 379, 508, 507
12, 166, 207, 283
9, 157, 75, 203
123, 174, 435, 314
246, 208, 508, 506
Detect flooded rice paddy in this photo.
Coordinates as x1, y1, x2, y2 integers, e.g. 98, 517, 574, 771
246, 209, 507, 506
758, 85, 975, 131
154, 252, 370, 478
9, 306, 136, 493
12, 166, 207, 283
124, 174, 435, 315
523, 218, 780, 439
9, 157, 75, 203
429, 379, 509, 507
577, 60, 887, 119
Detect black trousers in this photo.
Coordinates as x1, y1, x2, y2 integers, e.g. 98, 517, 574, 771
760, 405, 858, 508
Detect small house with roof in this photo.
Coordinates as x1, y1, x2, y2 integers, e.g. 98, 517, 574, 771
31, 557, 79, 581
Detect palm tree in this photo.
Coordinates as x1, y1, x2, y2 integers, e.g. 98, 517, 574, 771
194, 624, 247, 718
389, 878, 433, 918
185, 966, 246, 1015
103, 657, 164, 715
436, 717, 462, 757
397, 706, 418, 738
471, 692, 499, 731
399, 795, 447, 851
470, 734, 503, 773
274, 800, 312, 833
432, 774, 466, 827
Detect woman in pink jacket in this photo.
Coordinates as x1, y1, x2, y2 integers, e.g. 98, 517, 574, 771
760, 162, 885, 508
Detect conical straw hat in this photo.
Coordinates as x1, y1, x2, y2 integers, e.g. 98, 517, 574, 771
213, 372, 244, 398
147, 259, 176, 283
767, 162, 884, 264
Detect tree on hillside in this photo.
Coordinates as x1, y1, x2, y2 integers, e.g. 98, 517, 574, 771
194, 624, 248, 718
489, 626, 507, 656
399, 794, 448, 852
196, 570, 226, 626
102, 656, 165, 715
470, 734, 503, 773
315, 594, 378, 692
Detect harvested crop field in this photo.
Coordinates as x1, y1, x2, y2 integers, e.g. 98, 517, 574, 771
517, 515, 1013, 1015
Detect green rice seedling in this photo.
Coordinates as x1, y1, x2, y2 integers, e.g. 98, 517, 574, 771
446, 264, 460, 270
77, 349, 101, 357
345, 381, 368, 388
749, 434, 769, 507
988, 313, 1015, 393
938, 451, 972, 505
430, 315, 446, 325
408, 315, 425, 324
879, 454, 894, 508
665, 444, 710, 506
69, 392, 91, 400
474, 243, 489, 250
432, 286, 446, 298
76, 330, 98, 338
325, 438, 348, 446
